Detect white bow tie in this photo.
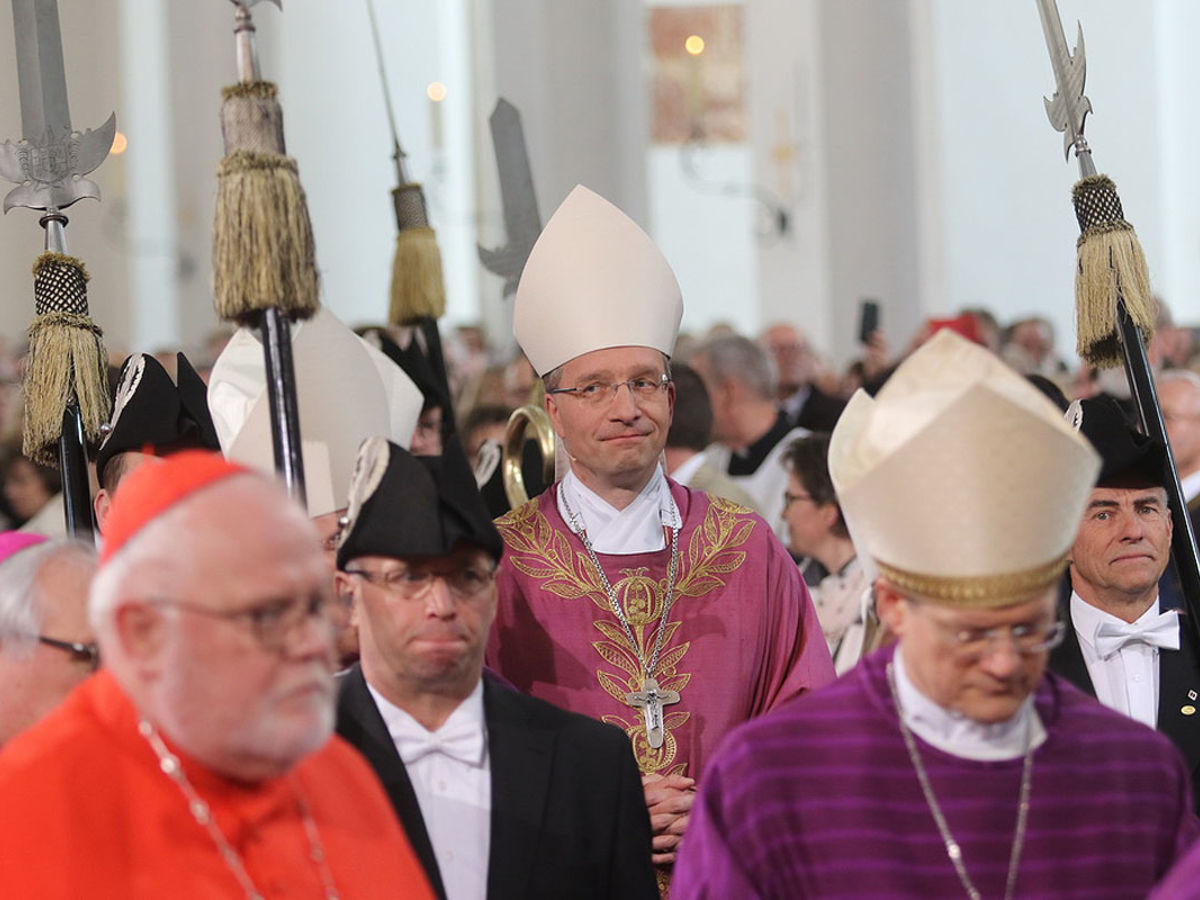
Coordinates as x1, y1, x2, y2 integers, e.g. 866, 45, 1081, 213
1094, 610, 1181, 658
396, 721, 485, 767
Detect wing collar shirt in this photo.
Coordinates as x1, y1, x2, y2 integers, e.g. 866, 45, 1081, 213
558, 464, 681, 554
1181, 470, 1200, 505
369, 680, 490, 900
1071, 592, 1179, 729
893, 650, 1046, 761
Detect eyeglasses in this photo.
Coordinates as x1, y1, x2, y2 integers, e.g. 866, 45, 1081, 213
38, 636, 100, 672
344, 565, 496, 602
930, 618, 1067, 662
548, 375, 671, 407
150, 594, 342, 654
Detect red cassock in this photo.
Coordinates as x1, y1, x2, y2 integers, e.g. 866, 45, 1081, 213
0, 670, 434, 899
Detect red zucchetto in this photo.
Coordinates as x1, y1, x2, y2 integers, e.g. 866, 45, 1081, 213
99, 450, 249, 565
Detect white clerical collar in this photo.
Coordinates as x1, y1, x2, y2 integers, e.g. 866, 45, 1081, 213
1182, 469, 1200, 504
1070, 591, 1162, 653
558, 465, 681, 555
367, 678, 487, 767
892, 650, 1046, 762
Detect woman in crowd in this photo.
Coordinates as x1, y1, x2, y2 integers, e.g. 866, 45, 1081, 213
781, 432, 881, 673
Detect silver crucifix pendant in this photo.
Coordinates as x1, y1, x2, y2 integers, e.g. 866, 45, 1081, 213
626, 676, 680, 749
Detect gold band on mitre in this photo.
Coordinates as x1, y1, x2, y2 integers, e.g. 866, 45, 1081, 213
875, 553, 1070, 608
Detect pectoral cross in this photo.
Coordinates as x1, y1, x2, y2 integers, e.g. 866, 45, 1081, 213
626, 676, 680, 749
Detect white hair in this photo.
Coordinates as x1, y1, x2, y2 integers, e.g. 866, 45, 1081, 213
694, 334, 778, 400
0, 539, 97, 659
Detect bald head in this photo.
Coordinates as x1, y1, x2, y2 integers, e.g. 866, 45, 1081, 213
91, 472, 337, 781
761, 323, 813, 395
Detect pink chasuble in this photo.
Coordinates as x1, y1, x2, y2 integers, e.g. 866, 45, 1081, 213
488, 479, 834, 780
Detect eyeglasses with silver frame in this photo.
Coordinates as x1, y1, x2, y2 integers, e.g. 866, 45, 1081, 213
344, 565, 496, 602
147, 593, 344, 654
547, 373, 671, 406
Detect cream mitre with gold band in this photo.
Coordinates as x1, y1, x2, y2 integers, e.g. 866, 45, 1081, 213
207, 305, 424, 517
514, 185, 683, 376
828, 330, 1100, 607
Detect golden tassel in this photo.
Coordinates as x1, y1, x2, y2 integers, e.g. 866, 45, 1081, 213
1071, 175, 1156, 368
21, 253, 110, 466
389, 225, 446, 324
213, 149, 319, 324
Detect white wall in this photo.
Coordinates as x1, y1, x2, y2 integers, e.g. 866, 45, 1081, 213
929, 0, 1172, 359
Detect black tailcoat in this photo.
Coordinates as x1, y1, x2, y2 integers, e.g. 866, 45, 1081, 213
336, 667, 657, 900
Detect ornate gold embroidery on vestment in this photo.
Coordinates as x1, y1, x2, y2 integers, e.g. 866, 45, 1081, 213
497, 497, 755, 774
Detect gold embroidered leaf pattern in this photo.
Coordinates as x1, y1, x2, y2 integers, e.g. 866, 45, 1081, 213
593, 619, 631, 646
659, 673, 691, 694
598, 669, 634, 704
656, 643, 691, 675
594, 640, 640, 678
503, 497, 756, 775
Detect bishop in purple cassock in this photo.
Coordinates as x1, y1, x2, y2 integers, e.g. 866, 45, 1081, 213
674, 332, 1200, 899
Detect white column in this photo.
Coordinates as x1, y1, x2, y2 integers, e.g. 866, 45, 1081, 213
118, 0, 178, 350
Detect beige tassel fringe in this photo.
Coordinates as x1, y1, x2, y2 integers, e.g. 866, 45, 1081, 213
389, 226, 446, 325
1075, 225, 1155, 367
1071, 174, 1156, 368
23, 311, 109, 467
213, 149, 319, 324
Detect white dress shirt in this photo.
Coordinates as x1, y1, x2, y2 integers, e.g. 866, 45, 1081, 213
558, 465, 681, 554
1181, 469, 1200, 505
892, 651, 1046, 761
369, 681, 490, 900
1070, 593, 1179, 729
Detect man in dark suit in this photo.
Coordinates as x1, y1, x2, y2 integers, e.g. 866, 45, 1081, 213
1050, 395, 1200, 811
760, 323, 845, 433
333, 436, 656, 900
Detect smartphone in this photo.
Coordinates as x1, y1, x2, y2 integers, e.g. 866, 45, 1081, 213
858, 299, 880, 344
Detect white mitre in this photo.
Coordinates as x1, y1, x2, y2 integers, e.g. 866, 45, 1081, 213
828, 330, 1100, 607
514, 185, 683, 376
207, 305, 423, 517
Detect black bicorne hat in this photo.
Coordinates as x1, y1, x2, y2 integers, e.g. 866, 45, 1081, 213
1069, 394, 1166, 488
361, 327, 448, 414
95, 353, 220, 478
336, 434, 503, 569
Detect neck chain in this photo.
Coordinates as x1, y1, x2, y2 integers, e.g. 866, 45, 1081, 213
138, 719, 341, 900
886, 662, 1032, 900
560, 485, 681, 749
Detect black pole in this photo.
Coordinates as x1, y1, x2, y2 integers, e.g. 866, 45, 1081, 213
57, 401, 93, 538
259, 307, 306, 504
1116, 300, 1200, 631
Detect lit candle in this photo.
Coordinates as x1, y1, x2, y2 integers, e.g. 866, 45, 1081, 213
684, 35, 705, 132
427, 81, 446, 153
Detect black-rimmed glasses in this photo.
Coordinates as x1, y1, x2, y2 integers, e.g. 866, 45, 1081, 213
38, 636, 100, 672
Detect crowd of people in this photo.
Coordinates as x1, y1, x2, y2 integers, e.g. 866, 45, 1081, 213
3, 182, 1200, 897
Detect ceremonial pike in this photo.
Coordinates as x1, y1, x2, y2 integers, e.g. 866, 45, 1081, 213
364, 0, 456, 438
1035, 0, 1200, 622
211, 0, 311, 503
0, 0, 115, 536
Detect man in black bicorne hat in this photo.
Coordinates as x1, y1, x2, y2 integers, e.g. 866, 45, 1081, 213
93, 353, 219, 531
334, 437, 656, 900
1051, 394, 1200, 811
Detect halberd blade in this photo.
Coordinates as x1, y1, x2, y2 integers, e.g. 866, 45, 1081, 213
1036, 0, 1092, 160
3, 0, 115, 212
477, 99, 541, 297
